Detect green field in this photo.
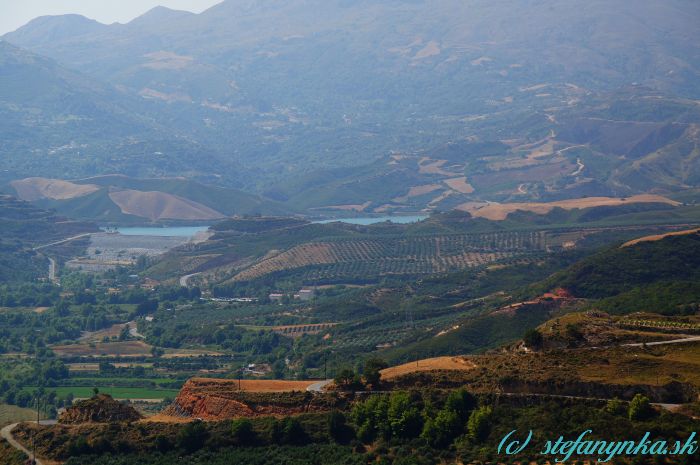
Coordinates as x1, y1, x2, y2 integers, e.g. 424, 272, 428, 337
24, 387, 179, 400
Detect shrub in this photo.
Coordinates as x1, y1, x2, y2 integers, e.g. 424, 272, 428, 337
231, 418, 256, 444
467, 406, 493, 443
628, 394, 654, 421
177, 420, 209, 453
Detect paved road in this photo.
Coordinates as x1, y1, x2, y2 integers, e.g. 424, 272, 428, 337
497, 392, 681, 411
1, 420, 56, 465
33, 233, 92, 251
623, 335, 700, 347
180, 272, 201, 287
47, 257, 58, 284
307, 379, 333, 392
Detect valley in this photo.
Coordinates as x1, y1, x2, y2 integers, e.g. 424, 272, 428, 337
1, 1, 700, 463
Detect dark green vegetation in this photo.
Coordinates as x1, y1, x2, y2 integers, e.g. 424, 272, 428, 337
0, 195, 96, 282
545, 231, 700, 315
17, 393, 700, 465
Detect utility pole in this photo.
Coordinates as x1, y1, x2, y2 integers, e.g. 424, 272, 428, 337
32, 395, 40, 465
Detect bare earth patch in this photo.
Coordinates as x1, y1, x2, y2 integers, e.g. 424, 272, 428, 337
11, 177, 99, 201
51, 341, 154, 358
109, 189, 225, 221
621, 228, 700, 248
414, 40, 441, 59
381, 356, 476, 380
418, 158, 456, 176
444, 177, 475, 194
457, 194, 679, 221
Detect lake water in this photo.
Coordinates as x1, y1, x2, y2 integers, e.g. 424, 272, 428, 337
315, 215, 427, 225
104, 226, 210, 237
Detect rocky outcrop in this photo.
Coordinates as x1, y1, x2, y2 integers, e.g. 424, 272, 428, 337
165, 378, 345, 420
59, 394, 142, 424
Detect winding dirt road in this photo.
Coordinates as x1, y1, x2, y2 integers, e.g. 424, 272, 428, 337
1, 420, 56, 465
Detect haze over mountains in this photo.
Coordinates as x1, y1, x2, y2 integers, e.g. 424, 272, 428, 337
1, 0, 700, 218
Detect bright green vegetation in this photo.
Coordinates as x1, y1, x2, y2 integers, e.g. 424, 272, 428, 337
22, 386, 179, 400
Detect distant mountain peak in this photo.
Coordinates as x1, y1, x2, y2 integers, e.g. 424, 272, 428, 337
127, 6, 195, 26
3, 13, 107, 46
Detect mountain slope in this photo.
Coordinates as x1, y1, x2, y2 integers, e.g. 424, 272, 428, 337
2, 0, 699, 190
0, 40, 238, 183
0, 195, 97, 281
5, 176, 293, 223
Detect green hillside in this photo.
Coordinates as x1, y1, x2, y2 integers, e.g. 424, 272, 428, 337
0, 195, 96, 281
544, 231, 700, 315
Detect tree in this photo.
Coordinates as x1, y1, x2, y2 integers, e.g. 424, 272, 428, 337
444, 388, 477, 422
178, 420, 209, 453
231, 418, 256, 444
604, 398, 626, 415
628, 394, 654, 421
335, 368, 363, 391
467, 406, 493, 443
523, 329, 544, 350
281, 417, 307, 444
388, 392, 423, 439
421, 409, 461, 448
328, 410, 353, 443
363, 357, 389, 388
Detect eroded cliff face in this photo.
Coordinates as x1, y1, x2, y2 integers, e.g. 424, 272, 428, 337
166, 378, 344, 420
59, 394, 142, 424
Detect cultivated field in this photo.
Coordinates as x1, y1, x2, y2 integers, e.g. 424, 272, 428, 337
231, 232, 546, 282
240, 323, 338, 338
380, 356, 477, 380
457, 194, 679, 220
51, 341, 154, 358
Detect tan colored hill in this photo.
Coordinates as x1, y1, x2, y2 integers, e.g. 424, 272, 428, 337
380, 356, 476, 380
457, 194, 679, 221
108, 189, 225, 221
10, 177, 99, 201
621, 228, 700, 248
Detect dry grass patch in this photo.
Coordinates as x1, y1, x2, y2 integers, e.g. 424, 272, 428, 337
186, 378, 315, 392
381, 356, 476, 380
11, 177, 99, 201
444, 177, 475, 194
109, 189, 224, 221
622, 228, 700, 248
457, 194, 679, 221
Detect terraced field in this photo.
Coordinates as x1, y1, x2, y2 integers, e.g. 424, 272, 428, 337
231, 231, 546, 282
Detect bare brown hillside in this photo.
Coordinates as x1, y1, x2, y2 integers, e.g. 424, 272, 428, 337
109, 189, 225, 221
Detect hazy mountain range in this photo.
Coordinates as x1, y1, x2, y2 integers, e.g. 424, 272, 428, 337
1, 0, 699, 217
